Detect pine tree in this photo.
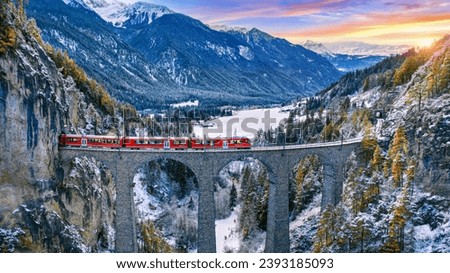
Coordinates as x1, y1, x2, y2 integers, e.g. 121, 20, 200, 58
313, 205, 335, 252
239, 167, 257, 239
391, 153, 405, 187
383, 127, 408, 185
293, 164, 306, 215
256, 169, 269, 230
363, 78, 370, 91
382, 160, 414, 253
141, 221, 172, 253
370, 144, 384, 172
0, 0, 16, 55
361, 123, 377, 165
229, 182, 237, 210
342, 153, 363, 215
16, 0, 27, 25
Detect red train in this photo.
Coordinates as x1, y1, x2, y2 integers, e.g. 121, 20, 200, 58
58, 134, 251, 150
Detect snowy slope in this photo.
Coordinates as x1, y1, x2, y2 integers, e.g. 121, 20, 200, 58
75, 0, 173, 27
193, 106, 292, 139
209, 24, 250, 34
302, 40, 335, 57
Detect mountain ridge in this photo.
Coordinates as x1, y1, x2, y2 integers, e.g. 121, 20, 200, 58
302, 40, 394, 72
27, 0, 343, 109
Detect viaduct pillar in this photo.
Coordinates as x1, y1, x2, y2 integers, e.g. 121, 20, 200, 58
113, 153, 138, 253
321, 152, 350, 209
196, 174, 217, 252
265, 153, 290, 253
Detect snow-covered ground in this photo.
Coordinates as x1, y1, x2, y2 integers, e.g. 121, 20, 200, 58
290, 193, 322, 252
133, 172, 165, 222
170, 100, 199, 108
350, 87, 381, 108
214, 159, 268, 252
193, 106, 291, 139
215, 206, 241, 253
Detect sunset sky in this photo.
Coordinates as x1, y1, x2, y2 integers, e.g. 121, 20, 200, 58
119, 0, 450, 47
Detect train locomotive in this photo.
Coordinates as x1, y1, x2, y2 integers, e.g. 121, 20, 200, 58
58, 134, 251, 150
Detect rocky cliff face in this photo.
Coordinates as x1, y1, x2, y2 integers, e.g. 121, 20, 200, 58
0, 5, 116, 252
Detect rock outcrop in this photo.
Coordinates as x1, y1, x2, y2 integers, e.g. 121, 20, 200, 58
0, 3, 116, 252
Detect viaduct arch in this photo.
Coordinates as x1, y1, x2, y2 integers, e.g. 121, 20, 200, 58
59, 139, 362, 253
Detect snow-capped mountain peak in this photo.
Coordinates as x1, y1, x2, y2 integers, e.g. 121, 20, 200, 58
324, 41, 410, 56
64, 0, 117, 9
209, 24, 250, 34
79, 0, 112, 8
70, 0, 174, 27
113, 2, 174, 27
302, 40, 334, 57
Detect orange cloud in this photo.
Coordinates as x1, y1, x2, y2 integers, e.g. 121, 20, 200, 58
277, 11, 450, 45
283, 0, 351, 16
192, 3, 284, 24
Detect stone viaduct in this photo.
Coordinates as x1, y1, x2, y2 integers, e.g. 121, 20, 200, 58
59, 138, 362, 253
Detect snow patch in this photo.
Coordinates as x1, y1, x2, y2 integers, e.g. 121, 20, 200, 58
170, 100, 199, 108
216, 205, 241, 253
193, 106, 290, 139
238, 45, 253, 61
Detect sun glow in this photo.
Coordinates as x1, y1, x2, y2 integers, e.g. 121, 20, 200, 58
415, 37, 436, 48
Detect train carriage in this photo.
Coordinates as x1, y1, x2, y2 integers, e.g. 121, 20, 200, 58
59, 134, 250, 150
169, 137, 190, 150
123, 136, 165, 149
59, 134, 83, 147
59, 134, 122, 148
86, 135, 122, 148
123, 137, 189, 150
225, 137, 251, 149
190, 137, 251, 150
